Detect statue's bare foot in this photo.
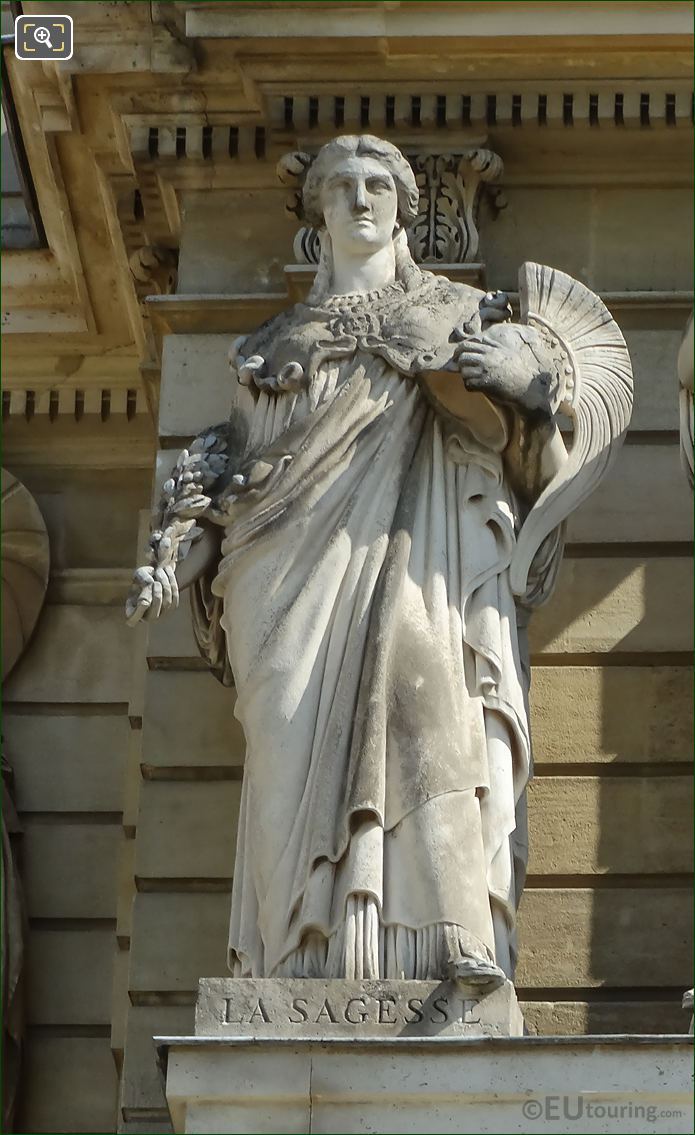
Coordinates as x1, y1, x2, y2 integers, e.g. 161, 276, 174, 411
448, 956, 506, 992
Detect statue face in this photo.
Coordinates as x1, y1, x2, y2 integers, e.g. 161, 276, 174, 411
320, 155, 398, 256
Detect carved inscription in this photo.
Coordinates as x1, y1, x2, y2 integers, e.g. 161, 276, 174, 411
196, 978, 525, 1038
223, 991, 481, 1029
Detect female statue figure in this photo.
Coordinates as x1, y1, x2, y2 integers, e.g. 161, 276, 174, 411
127, 135, 632, 989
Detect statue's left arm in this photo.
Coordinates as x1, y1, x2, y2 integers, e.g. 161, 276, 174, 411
455, 262, 634, 607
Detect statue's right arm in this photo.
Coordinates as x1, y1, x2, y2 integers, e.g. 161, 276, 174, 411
174, 523, 219, 590
125, 429, 231, 626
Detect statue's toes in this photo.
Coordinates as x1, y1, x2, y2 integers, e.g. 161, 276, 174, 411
448, 956, 506, 992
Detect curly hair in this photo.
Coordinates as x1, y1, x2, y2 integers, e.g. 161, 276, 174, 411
300, 135, 420, 230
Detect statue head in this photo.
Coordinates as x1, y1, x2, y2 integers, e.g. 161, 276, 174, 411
301, 136, 419, 239
278, 137, 422, 298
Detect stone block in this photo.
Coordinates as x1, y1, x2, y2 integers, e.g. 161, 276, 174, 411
196, 977, 523, 1038
111, 944, 131, 1054
20, 466, 149, 570
624, 328, 683, 432
165, 1045, 312, 1133
482, 187, 593, 293
592, 187, 693, 291
4, 605, 134, 703
122, 1004, 194, 1111
516, 887, 692, 988
129, 892, 230, 994
3, 713, 128, 810
529, 665, 693, 764
27, 927, 116, 1024
522, 998, 689, 1037
123, 726, 144, 835
184, 1102, 308, 1135
146, 589, 202, 662
116, 835, 136, 940
159, 334, 254, 439
22, 820, 122, 918
135, 781, 240, 882
178, 190, 291, 295
567, 444, 692, 544
527, 776, 693, 876
142, 671, 245, 768
529, 557, 693, 655
20, 1036, 118, 1134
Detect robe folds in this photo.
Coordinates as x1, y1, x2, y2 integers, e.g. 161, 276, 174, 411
212, 338, 534, 981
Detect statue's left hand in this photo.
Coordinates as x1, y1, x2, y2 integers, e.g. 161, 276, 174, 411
454, 322, 557, 419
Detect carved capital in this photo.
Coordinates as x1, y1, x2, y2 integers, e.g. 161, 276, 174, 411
408, 149, 504, 264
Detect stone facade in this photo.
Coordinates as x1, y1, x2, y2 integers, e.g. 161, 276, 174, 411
1, 2, 693, 1132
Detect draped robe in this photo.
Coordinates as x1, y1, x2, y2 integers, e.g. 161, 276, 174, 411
209, 274, 549, 981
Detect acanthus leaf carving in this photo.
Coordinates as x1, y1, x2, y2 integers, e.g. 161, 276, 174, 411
408, 149, 504, 264
129, 244, 179, 297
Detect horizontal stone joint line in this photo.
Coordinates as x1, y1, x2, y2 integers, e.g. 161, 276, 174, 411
524, 873, 693, 889
140, 764, 244, 781
19, 811, 123, 824
517, 986, 690, 1002
3, 702, 131, 715
129, 992, 196, 1007
121, 1108, 171, 1123
134, 877, 233, 893
29, 917, 118, 931
564, 542, 693, 559
146, 656, 214, 672
532, 762, 694, 778
529, 653, 693, 667
27, 1024, 113, 1039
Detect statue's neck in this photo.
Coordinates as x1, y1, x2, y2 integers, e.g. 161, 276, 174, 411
329, 243, 396, 297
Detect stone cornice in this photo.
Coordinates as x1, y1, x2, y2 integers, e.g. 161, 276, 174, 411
177, 1, 692, 43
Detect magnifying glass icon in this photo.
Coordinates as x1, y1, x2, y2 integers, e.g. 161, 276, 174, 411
34, 26, 53, 49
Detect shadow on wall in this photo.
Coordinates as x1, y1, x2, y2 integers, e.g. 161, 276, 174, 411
591, 556, 693, 1034
524, 540, 693, 1035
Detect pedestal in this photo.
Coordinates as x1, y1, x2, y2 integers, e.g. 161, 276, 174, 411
156, 979, 693, 1133
158, 1035, 693, 1134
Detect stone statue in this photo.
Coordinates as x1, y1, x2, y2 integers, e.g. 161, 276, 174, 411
2, 469, 50, 1131
126, 136, 632, 990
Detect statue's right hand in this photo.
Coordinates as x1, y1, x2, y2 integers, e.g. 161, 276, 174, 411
125, 564, 179, 626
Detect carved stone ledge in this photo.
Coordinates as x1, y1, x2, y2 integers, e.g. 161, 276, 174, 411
145, 287, 695, 337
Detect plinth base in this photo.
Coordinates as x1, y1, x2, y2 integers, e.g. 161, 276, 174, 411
158, 1034, 693, 1134
195, 976, 524, 1038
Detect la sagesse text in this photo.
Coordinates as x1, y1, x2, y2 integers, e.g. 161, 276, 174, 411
224, 993, 483, 1026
